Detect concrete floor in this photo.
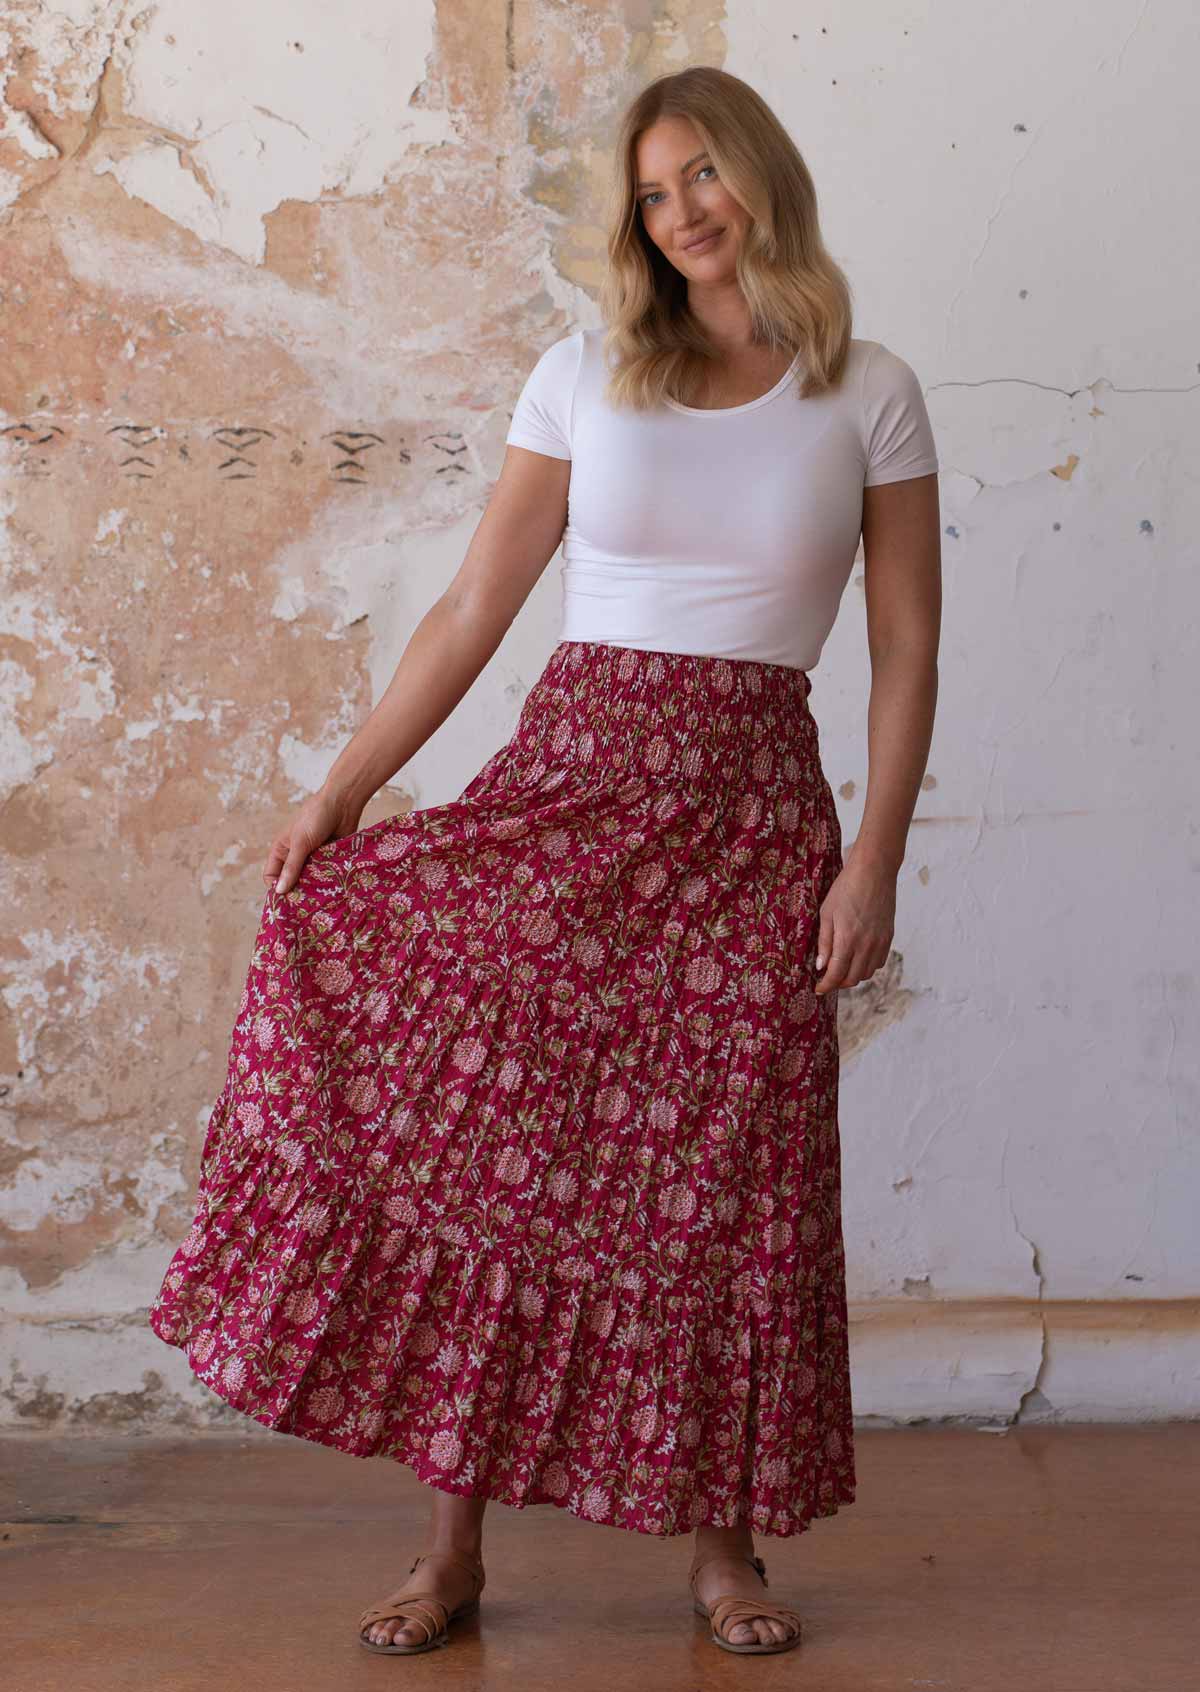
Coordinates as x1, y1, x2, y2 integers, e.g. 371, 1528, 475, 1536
1, 1424, 1194, 1691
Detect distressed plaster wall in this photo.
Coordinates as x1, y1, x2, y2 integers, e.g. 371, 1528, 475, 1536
1, 1, 1196, 1437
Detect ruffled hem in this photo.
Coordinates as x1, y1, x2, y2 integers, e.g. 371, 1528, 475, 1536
149, 1314, 857, 1539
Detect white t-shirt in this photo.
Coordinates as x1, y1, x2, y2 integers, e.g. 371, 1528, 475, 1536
505, 328, 938, 672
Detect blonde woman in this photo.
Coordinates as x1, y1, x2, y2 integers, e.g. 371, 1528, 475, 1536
149, 65, 940, 1659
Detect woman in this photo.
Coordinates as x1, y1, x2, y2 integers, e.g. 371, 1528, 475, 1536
148, 65, 940, 1659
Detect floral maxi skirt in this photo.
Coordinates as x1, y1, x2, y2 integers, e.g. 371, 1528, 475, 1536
148, 639, 857, 1539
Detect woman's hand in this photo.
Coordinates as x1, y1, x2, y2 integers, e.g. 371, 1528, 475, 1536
262, 786, 364, 898
813, 851, 898, 995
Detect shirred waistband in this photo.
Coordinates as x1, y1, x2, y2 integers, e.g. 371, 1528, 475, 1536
509, 639, 819, 785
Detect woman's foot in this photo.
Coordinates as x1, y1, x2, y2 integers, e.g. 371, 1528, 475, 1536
689, 1527, 794, 1648
360, 1546, 484, 1649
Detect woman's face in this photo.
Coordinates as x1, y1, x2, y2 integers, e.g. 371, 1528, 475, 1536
633, 115, 749, 282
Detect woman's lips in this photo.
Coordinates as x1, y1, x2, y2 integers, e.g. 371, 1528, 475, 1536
681, 229, 722, 254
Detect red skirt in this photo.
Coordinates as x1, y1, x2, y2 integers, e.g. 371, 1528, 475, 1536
148, 638, 856, 1539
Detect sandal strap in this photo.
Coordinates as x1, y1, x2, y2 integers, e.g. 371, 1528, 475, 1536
688, 1550, 768, 1590
358, 1595, 447, 1643
707, 1593, 803, 1642
410, 1548, 486, 1593
358, 1547, 486, 1637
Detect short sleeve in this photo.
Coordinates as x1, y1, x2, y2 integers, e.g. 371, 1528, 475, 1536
862, 342, 939, 486
505, 332, 581, 460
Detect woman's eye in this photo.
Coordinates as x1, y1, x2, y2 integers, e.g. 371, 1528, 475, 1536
642, 166, 715, 207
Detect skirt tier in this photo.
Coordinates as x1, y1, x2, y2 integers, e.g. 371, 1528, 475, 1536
148, 638, 856, 1538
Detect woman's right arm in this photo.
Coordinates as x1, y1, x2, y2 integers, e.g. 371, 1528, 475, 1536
263, 443, 571, 895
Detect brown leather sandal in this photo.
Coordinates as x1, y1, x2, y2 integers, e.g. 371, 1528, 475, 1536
357, 1547, 485, 1655
688, 1550, 803, 1655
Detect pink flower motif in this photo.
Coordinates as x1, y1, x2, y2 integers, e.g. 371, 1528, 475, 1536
235, 1101, 264, 1137
411, 1323, 439, 1357
345, 1074, 380, 1114
632, 860, 668, 898
647, 1096, 678, 1132
517, 1285, 545, 1320
765, 1219, 794, 1254
580, 1484, 611, 1522
542, 1462, 569, 1498
374, 830, 411, 861
495, 1146, 529, 1185
429, 1428, 463, 1471
496, 1057, 524, 1091
588, 1300, 616, 1338
735, 792, 763, 829
684, 954, 723, 994
221, 1355, 246, 1392
284, 1289, 320, 1324
295, 1201, 332, 1236
436, 1341, 464, 1375
629, 1404, 659, 1444
307, 1385, 344, 1424
452, 1035, 489, 1074
518, 907, 558, 946
788, 986, 819, 1023
546, 1168, 578, 1202
314, 956, 353, 995
593, 1085, 630, 1124
658, 1182, 697, 1222
572, 933, 606, 969
389, 1103, 419, 1141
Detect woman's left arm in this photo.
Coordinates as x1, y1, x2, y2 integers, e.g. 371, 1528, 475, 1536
814, 471, 942, 996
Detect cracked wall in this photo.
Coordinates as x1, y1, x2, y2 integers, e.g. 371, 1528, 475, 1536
2, 3, 1197, 1432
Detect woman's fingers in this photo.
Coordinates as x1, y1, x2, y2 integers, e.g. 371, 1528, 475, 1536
815, 907, 862, 994
262, 835, 289, 887
814, 907, 836, 992
274, 836, 314, 898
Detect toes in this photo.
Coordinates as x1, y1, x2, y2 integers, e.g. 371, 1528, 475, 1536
366, 1620, 413, 1647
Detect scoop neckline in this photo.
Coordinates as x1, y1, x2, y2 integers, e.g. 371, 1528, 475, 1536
662, 348, 803, 417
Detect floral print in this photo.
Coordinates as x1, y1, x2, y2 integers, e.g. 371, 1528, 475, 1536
148, 638, 856, 1539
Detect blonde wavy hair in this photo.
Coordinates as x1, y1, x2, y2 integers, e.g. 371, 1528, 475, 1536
597, 66, 854, 409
